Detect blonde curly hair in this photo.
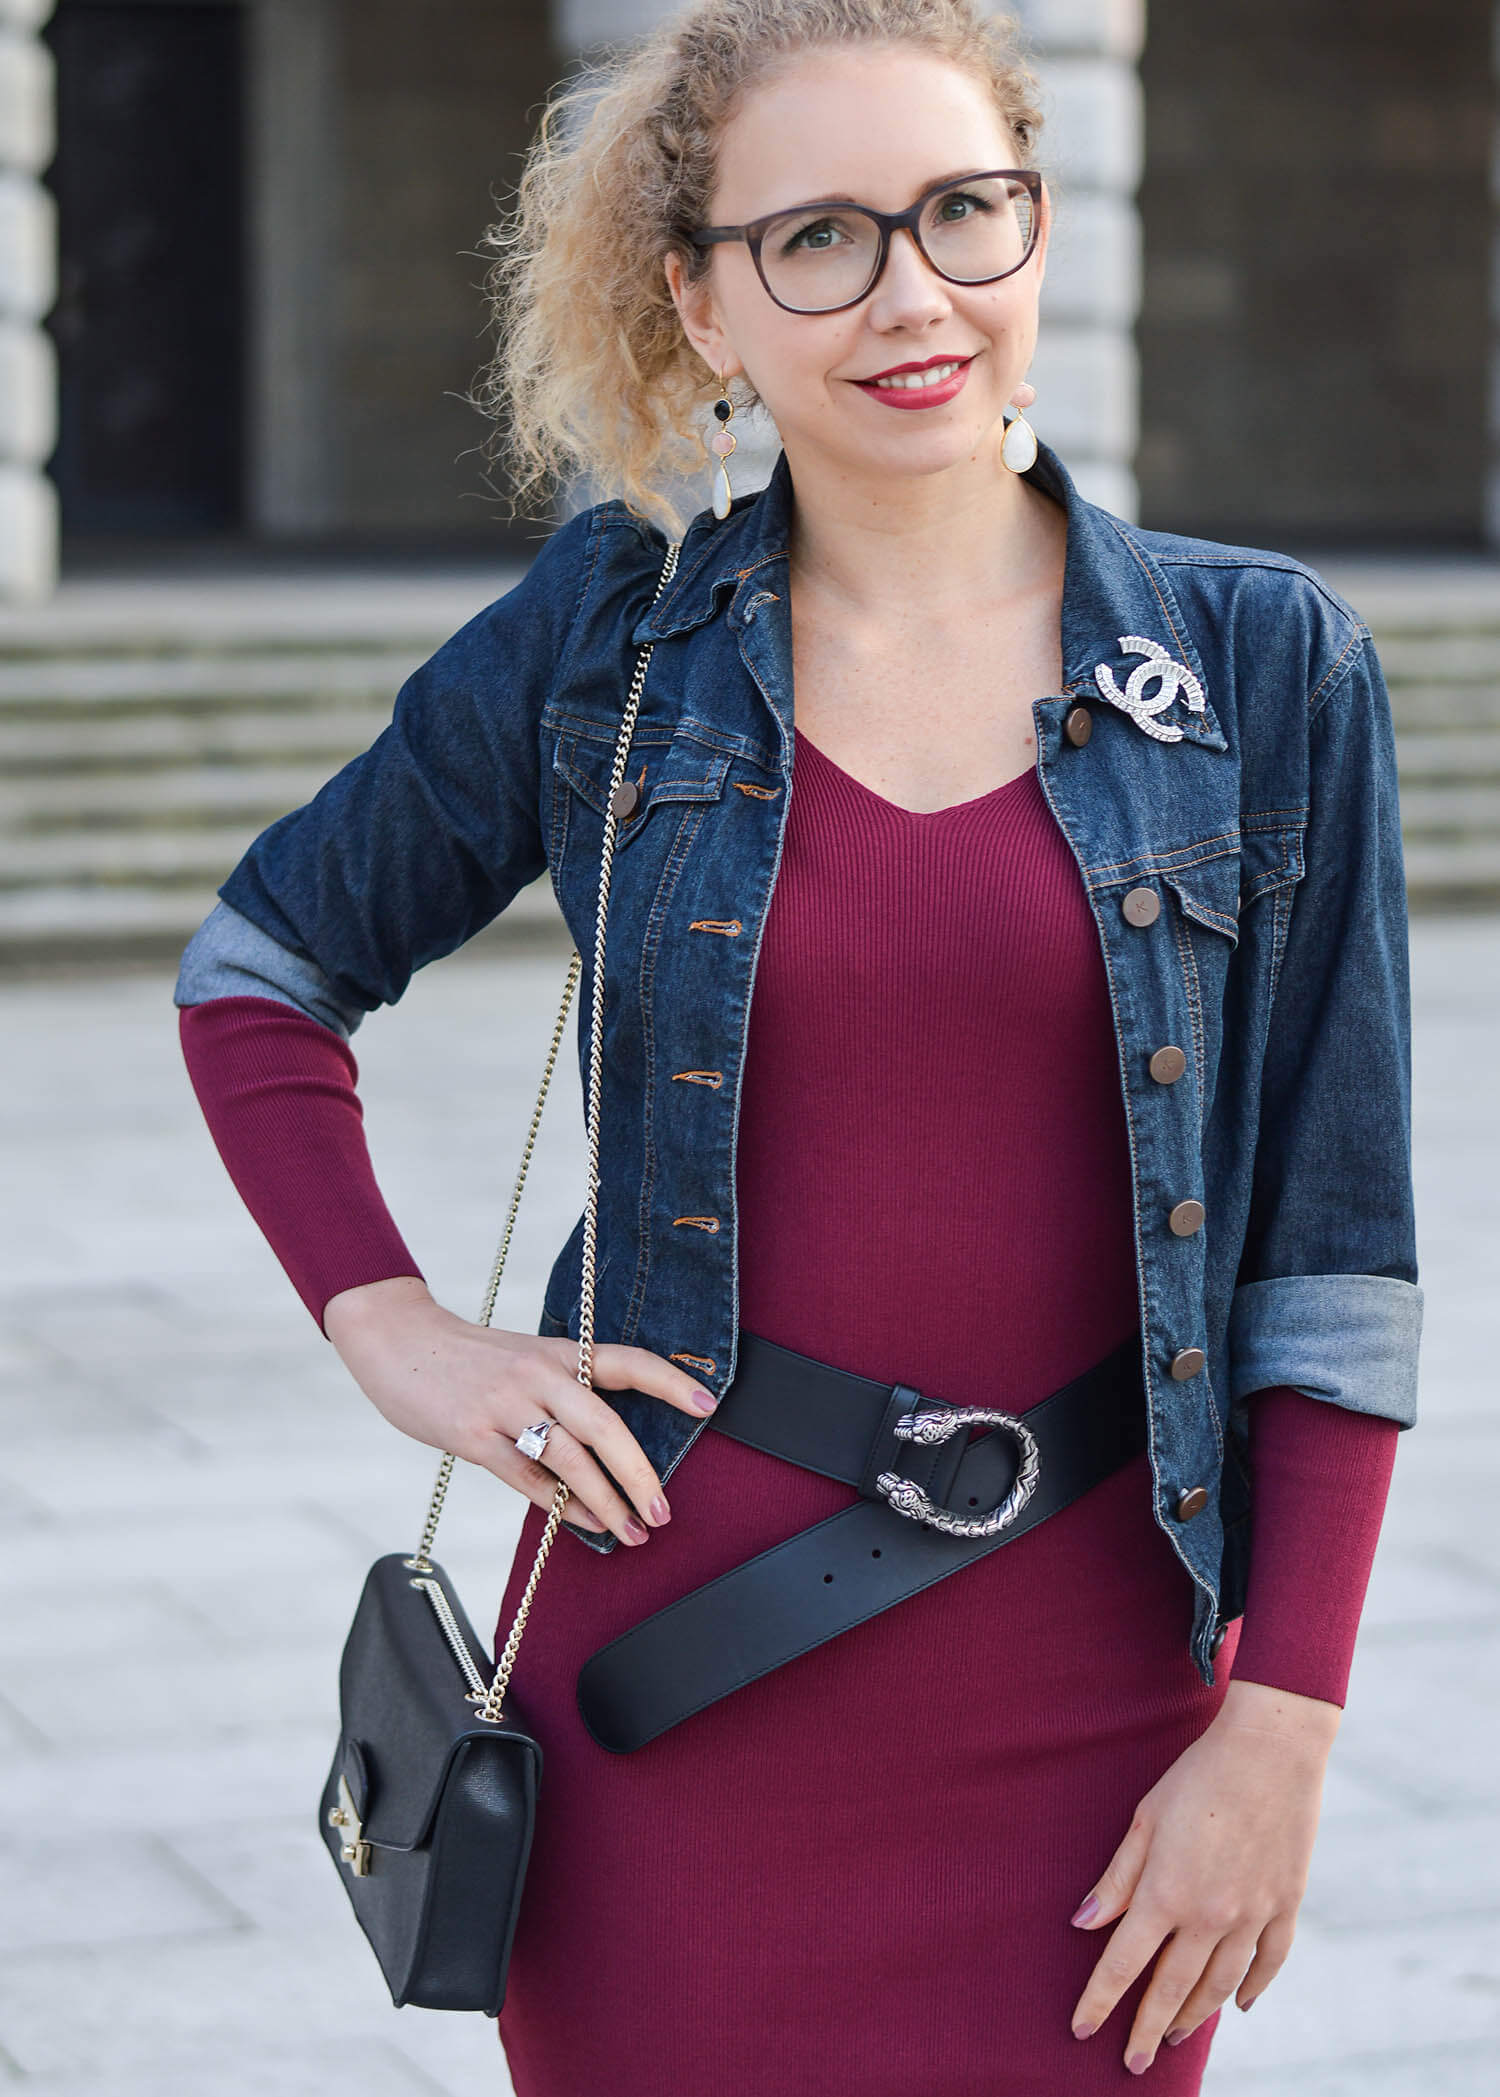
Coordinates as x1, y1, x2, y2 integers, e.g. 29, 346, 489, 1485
473, 0, 1044, 536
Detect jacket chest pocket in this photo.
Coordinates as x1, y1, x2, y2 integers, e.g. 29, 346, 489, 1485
550, 722, 732, 920
1162, 823, 1304, 1105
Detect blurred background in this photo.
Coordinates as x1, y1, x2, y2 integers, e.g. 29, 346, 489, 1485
0, 4, 1497, 2095
2, 0, 1499, 956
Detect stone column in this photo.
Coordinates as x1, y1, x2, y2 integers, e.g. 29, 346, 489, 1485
0, 0, 57, 601
1489, 2, 1500, 546
1012, 0, 1142, 518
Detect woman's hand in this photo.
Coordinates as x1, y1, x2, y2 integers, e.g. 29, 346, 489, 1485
323, 1275, 720, 1547
1068, 1677, 1341, 2075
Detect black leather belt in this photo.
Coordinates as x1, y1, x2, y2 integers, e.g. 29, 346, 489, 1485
576, 1328, 1148, 1754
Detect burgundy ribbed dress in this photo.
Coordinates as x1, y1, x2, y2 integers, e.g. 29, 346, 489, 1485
179, 727, 1400, 2094
483, 734, 1381, 2096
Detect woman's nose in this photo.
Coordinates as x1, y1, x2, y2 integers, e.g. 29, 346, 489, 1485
866, 226, 953, 329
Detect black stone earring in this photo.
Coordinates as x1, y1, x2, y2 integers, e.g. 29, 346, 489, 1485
707, 368, 737, 519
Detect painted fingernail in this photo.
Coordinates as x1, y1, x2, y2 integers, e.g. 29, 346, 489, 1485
1070, 1895, 1099, 1926
624, 1517, 650, 1543
691, 1388, 719, 1412
1071, 2023, 1096, 2041
1240, 1997, 1258, 2013
649, 1494, 671, 1525
1166, 2028, 1190, 2046
1127, 2052, 1151, 2075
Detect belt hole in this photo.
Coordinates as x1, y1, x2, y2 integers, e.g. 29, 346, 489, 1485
823, 1572, 834, 1583
870, 1548, 881, 1558
688, 918, 742, 936
968, 1495, 979, 1506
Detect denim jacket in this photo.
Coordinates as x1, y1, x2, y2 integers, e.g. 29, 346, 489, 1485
177, 437, 1423, 1689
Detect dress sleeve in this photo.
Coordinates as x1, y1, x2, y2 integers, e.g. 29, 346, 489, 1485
1228, 1383, 1399, 1708
179, 994, 423, 1330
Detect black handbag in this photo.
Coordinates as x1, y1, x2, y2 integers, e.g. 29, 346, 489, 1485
319, 536, 683, 2016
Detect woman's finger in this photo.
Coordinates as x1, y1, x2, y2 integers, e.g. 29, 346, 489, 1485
1231, 1909, 1296, 2013
547, 1374, 684, 1531
473, 1421, 651, 1547
1069, 1903, 1168, 2046
509, 1422, 656, 1547
587, 1342, 722, 1417
1071, 1810, 1152, 1934
1129, 1925, 1255, 2070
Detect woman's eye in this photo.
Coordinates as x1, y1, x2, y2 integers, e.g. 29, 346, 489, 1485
783, 217, 846, 254
936, 190, 993, 221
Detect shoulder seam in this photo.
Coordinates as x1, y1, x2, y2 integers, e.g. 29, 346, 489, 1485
1308, 625, 1374, 725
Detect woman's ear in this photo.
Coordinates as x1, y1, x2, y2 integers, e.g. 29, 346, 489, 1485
663, 250, 732, 381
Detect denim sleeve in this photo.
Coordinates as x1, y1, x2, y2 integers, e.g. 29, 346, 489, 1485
1228, 629, 1424, 1428
203, 506, 602, 1015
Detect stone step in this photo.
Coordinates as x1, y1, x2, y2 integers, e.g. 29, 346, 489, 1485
1397, 732, 1500, 779
0, 823, 325, 888
1372, 635, 1500, 683
1400, 838, 1500, 897
0, 706, 391, 772
0, 648, 427, 710
0, 765, 340, 832
1396, 784, 1500, 833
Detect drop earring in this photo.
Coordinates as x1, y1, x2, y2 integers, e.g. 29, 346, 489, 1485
707, 369, 737, 520
1001, 391, 1038, 474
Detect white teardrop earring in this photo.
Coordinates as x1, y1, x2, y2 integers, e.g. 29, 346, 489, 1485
1001, 395, 1038, 474
707, 369, 737, 520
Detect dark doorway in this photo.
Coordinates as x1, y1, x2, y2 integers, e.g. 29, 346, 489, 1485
46, 1, 246, 536
1138, 0, 1492, 547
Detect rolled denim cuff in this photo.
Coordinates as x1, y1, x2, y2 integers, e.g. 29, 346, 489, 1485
1228, 1273, 1424, 1428
173, 900, 365, 1038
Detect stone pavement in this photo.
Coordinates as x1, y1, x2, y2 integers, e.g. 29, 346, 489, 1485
0, 921, 1497, 2095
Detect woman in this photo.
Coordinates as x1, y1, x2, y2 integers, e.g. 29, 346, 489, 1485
176, 2, 1423, 2089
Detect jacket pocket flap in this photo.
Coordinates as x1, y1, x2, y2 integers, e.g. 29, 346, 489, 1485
1162, 855, 1241, 942
555, 727, 730, 822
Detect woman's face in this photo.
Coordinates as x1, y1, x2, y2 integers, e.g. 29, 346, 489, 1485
668, 46, 1049, 489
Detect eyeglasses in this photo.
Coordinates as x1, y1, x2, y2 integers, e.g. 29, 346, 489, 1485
689, 168, 1043, 315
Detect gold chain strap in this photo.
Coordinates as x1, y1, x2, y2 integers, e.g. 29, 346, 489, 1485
405, 536, 683, 1726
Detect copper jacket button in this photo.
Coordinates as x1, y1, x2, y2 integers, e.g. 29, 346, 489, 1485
610, 779, 642, 819
1064, 705, 1093, 747
1122, 886, 1160, 927
1169, 1199, 1206, 1237
1176, 1485, 1210, 1521
1170, 1346, 1206, 1380
1149, 1044, 1187, 1084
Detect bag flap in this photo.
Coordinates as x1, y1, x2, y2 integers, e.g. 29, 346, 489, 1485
334, 1554, 542, 1853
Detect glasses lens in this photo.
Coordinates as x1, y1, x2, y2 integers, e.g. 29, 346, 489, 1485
759, 204, 883, 312
920, 176, 1037, 284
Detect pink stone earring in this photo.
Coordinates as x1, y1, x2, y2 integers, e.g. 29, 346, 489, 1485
1001, 380, 1038, 473
707, 368, 737, 519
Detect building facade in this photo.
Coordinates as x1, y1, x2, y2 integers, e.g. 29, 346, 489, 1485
1, 0, 1495, 599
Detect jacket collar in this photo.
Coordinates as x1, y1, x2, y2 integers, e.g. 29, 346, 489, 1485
632, 437, 1226, 751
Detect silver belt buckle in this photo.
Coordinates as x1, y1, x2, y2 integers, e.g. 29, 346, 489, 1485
875, 1407, 1041, 1539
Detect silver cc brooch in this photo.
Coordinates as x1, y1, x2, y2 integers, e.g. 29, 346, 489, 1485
1094, 636, 1207, 743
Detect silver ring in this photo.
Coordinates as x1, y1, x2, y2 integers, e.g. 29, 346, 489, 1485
514, 1418, 556, 1463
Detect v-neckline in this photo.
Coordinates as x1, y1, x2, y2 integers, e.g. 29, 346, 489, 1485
794, 728, 1037, 818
